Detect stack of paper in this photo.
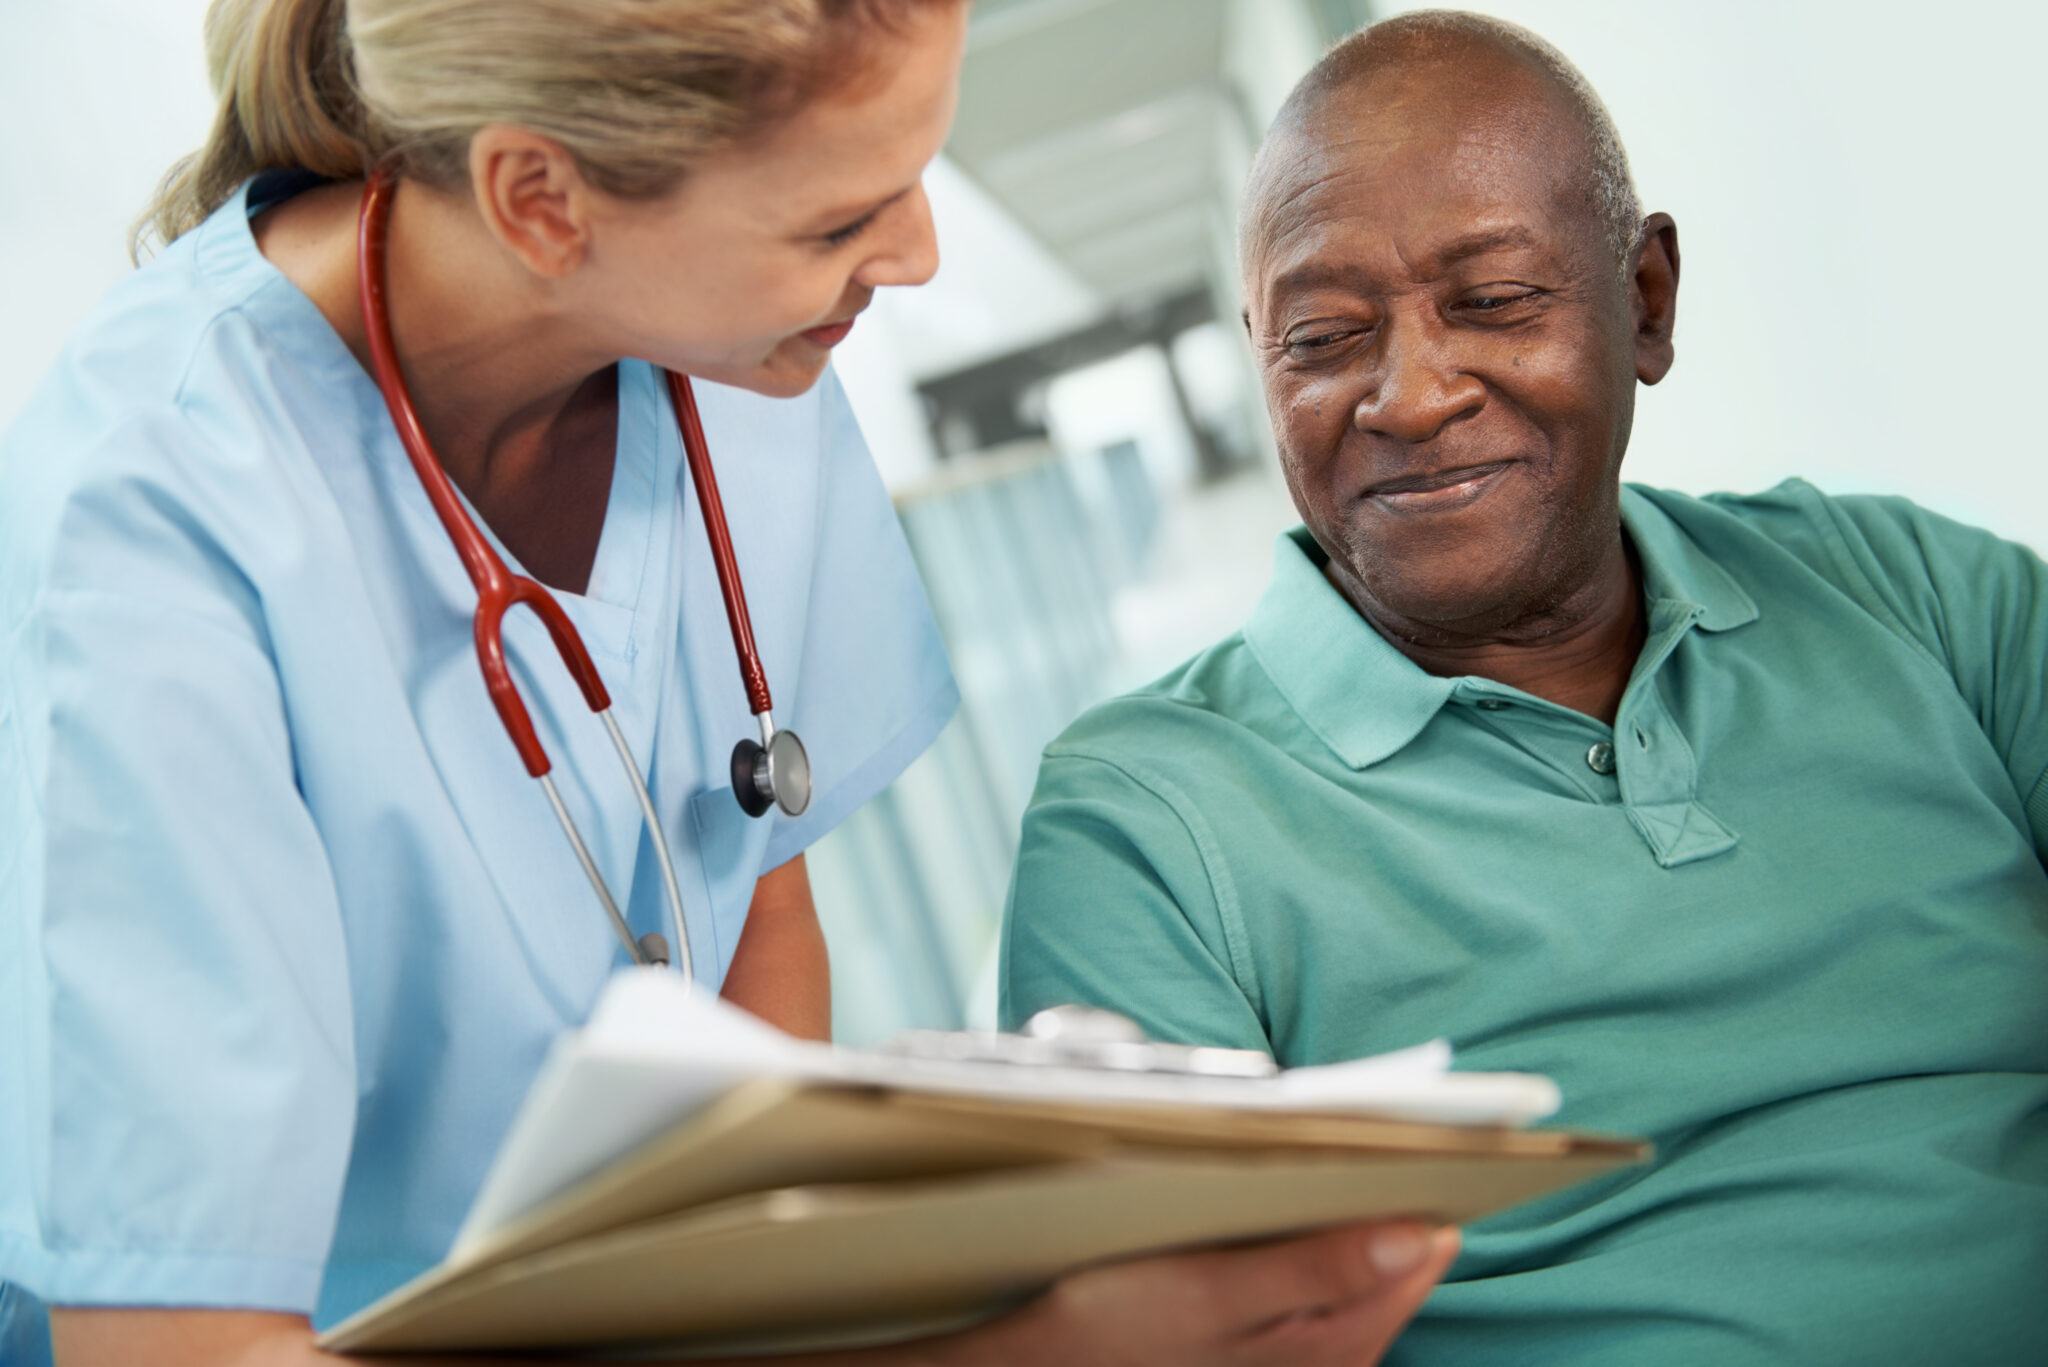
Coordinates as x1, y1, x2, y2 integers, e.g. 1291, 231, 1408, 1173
321, 970, 1644, 1357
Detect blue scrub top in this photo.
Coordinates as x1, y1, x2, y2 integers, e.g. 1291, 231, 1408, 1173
0, 174, 958, 1347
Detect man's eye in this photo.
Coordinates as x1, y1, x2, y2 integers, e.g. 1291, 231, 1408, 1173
1287, 328, 1361, 354
1461, 289, 1539, 314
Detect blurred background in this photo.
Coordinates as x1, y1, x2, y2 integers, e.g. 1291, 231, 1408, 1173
4, 0, 2041, 1042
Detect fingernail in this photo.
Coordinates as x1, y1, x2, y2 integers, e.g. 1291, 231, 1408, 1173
1369, 1224, 1428, 1277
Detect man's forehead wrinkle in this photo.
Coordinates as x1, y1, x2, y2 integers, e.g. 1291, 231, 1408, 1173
1242, 127, 1398, 284
1262, 124, 1568, 243
1261, 208, 1554, 304
1238, 28, 1617, 298
1277, 66, 1577, 185
1310, 31, 1574, 131
1244, 71, 1607, 297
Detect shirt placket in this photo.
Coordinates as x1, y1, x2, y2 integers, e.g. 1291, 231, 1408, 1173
1612, 602, 1740, 867
1461, 689, 1621, 803
1455, 598, 1741, 868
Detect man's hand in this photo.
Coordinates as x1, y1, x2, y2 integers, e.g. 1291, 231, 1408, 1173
51, 1220, 1457, 1366
952, 1220, 1459, 1366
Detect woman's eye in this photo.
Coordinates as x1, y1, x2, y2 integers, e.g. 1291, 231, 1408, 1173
823, 212, 879, 249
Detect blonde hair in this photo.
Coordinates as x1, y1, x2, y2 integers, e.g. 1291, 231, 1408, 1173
137, 0, 952, 258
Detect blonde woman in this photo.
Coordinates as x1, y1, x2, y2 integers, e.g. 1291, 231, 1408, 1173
0, 1, 1457, 1363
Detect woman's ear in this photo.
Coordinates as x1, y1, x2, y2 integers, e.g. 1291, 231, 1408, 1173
467, 126, 594, 279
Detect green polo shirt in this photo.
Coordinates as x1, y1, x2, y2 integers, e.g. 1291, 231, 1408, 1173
1001, 481, 2048, 1366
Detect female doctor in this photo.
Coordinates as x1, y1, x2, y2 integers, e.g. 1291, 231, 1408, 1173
0, 1, 1457, 1363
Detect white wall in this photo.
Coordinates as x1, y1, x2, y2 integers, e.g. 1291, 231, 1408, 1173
830, 156, 1100, 488
0, 0, 216, 426
6, 1, 2046, 549
0, 2, 1096, 496
1380, 0, 2048, 548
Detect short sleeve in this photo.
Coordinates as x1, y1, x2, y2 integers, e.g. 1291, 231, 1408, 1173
1725, 482, 2048, 855
759, 369, 958, 870
0, 417, 357, 1313
1000, 747, 1270, 1052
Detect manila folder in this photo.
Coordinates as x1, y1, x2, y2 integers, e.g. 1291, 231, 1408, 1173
322, 1079, 1646, 1356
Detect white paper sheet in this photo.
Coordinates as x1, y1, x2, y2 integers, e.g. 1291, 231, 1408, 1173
453, 968, 1561, 1256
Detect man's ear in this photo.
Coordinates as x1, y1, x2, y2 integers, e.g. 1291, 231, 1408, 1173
467, 126, 594, 279
1633, 212, 1679, 385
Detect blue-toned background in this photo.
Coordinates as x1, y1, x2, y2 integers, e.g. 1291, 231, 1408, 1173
5, 0, 2042, 1043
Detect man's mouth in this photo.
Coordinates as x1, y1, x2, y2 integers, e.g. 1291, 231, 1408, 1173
1362, 461, 1513, 512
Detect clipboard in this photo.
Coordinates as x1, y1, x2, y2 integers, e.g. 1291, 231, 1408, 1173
322, 1076, 1646, 1356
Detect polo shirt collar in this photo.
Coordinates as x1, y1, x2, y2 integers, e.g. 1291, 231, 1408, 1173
1242, 485, 1760, 770
1242, 528, 1454, 770
1621, 485, 1758, 633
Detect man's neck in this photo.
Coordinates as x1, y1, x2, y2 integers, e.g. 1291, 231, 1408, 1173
1333, 537, 1646, 725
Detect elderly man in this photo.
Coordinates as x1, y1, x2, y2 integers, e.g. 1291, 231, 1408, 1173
1000, 11, 2048, 1365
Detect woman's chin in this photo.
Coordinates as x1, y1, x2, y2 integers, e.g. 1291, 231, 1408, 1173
750, 353, 833, 398
661, 345, 830, 399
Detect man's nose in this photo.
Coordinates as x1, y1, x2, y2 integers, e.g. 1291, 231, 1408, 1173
1353, 318, 1484, 443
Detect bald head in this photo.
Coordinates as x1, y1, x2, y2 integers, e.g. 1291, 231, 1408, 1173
1232, 8, 1683, 662
1242, 11, 1642, 284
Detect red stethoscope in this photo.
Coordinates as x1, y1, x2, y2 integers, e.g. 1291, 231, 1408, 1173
355, 169, 811, 979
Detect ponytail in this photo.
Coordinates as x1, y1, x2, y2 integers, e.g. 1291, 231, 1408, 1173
136, 0, 958, 262
135, 0, 371, 259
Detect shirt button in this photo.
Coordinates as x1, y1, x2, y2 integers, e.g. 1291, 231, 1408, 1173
1475, 700, 1510, 711
1586, 741, 1617, 775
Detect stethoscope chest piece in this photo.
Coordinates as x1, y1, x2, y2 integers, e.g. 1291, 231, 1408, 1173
733, 719, 811, 818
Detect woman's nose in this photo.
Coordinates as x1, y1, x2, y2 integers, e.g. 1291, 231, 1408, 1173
857, 182, 940, 290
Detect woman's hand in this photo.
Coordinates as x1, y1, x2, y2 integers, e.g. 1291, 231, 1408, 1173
50, 1220, 1455, 1366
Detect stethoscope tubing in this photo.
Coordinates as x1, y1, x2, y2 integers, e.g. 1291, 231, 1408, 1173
356, 168, 708, 980
668, 371, 773, 718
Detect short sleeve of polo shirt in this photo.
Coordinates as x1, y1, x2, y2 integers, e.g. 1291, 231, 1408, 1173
1716, 481, 2048, 856
999, 740, 1272, 1051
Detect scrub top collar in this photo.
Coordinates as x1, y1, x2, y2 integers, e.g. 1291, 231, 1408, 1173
205, 171, 663, 647
189, 173, 695, 983
1242, 484, 1761, 771
189, 175, 362, 386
